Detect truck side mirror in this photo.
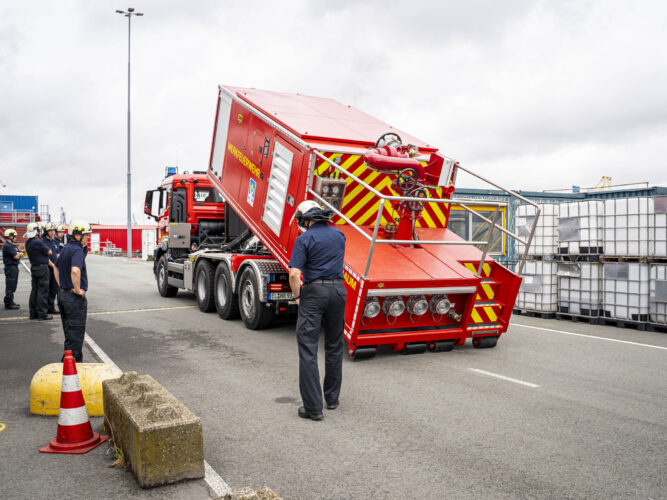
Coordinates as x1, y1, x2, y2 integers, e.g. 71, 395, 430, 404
144, 190, 158, 220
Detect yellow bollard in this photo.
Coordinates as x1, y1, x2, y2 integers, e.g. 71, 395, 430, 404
30, 363, 122, 416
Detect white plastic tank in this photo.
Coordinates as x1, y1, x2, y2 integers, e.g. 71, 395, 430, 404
653, 196, 667, 257
516, 203, 558, 257
649, 264, 667, 325
558, 201, 604, 255
602, 262, 650, 322
557, 262, 602, 317
516, 261, 558, 313
603, 197, 652, 256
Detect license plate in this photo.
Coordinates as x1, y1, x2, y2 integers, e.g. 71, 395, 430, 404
269, 292, 293, 300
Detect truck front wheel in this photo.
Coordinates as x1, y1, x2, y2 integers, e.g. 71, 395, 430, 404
157, 256, 178, 297
195, 261, 216, 312
214, 263, 239, 319
238, 267, 275, 330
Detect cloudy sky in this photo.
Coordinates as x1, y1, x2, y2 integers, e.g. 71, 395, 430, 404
1, 0, 665, 224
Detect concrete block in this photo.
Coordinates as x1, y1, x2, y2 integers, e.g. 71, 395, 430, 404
217, 487, 282, 500
103, 372, 204, 488
30, 363, 122, 416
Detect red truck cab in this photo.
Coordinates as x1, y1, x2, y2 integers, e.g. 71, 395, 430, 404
144, 169, 225, 260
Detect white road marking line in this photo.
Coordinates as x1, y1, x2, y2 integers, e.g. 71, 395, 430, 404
468, 368, 540, 388
205, 461, 233, 497
84, 334, 121, 371
511, 322, 667, 351
84, 333, 232, 496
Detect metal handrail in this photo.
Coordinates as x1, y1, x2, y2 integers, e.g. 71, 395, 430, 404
455, 165, 540, 275
312, 150, 510, 278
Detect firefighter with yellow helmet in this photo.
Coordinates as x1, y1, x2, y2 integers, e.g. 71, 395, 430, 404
3, 228, 22, 309
55, 220, 92, 362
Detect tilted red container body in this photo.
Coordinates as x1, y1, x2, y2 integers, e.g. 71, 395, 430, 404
207, 86, 522, 355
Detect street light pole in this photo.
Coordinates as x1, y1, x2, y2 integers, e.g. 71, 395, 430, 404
116, 7, 143, 258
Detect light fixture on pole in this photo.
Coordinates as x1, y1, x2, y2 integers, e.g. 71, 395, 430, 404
116, 7, 143, 258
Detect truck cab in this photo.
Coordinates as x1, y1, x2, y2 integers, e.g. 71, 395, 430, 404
144, 168, 225, 264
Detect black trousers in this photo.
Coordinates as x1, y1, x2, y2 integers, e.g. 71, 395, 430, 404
47, 267, 58, 312
296, 282, 347, 412
4, 265, 18, 306
29, 264, 49, 319
58, 290, 87, 362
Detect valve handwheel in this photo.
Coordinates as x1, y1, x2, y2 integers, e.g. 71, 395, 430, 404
396, 168, 418, 192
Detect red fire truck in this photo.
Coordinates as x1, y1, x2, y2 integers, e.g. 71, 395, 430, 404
147, 86, 538, 359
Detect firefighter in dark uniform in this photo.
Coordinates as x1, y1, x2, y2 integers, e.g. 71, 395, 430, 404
3, 229, 22, 309
25, 222, 54, 320
289, 200, 347, 421
55, 224, 66, 252
55, 220, 91, 362
42, 222, 60, 314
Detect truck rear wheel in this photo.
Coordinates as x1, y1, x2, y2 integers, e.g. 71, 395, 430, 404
214, 263, 239, 319
157, 256, 178, 297
195, 261, 215, 312
238, 267, 275, 330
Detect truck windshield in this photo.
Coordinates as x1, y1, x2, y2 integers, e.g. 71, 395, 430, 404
193, 187, 224, 204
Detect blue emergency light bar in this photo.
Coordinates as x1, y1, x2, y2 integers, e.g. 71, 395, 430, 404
165, 166, 178, 177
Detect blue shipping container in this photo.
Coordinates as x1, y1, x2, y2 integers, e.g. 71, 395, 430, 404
0, 195, 39, 213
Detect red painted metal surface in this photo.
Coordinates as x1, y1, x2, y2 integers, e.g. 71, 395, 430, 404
91, 225, 156, 253
226, 86, 438, 151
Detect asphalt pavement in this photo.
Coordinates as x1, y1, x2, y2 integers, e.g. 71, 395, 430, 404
1, 255, 666, 499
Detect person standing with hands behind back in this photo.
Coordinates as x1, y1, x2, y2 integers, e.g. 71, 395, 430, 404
3, 229, 22, 309
55, 220, 92, 362
25, 222, 54, 320
289, 200, 347, 421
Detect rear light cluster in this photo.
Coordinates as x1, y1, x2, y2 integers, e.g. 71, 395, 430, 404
363, 295, 461, 321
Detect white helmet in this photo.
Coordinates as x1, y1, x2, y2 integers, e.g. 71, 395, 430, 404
68, 220, 93, 236
293, 200, 327, 229
25, 222, 40, 239
44, 222, 57, 232
4, 229, 17, 238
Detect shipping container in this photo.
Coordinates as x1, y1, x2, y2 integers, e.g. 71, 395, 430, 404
90, 225, 157, 254
0, 195, 39, 213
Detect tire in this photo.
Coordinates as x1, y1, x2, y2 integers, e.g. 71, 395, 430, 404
238, 267, 275, 330
214, 263, 239, 319
157, 256, 178, 297
195, 261, 215, 312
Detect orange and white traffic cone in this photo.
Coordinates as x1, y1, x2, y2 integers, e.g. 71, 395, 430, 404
39, 350, 108, 454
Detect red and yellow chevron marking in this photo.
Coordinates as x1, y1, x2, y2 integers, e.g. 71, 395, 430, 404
462, 261, 502, 324
462, 262, 495, 300
315, 153, 451, 228
471, 304, 500, 323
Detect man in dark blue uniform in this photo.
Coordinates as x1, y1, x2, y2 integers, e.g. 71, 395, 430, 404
55, 224, 66, 252
289, 200, 347, 421
42, 222, 60, 314
25, 222, 54, 320
3, 229, 22, 309
55, 220, 91, 362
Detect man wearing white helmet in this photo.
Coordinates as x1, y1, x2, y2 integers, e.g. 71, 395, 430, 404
288, 199, 347, 421
42, 222, 60, 314
3, 229, 22, 309
55, 224, 66, 252
25, 222, 55, 320
55, 220, 92, 362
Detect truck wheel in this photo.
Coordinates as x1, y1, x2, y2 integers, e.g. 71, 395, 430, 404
214, 263, 239, 319
157, 256, 178, 297
238, 267, 275, 330
195, 261, 215, 312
